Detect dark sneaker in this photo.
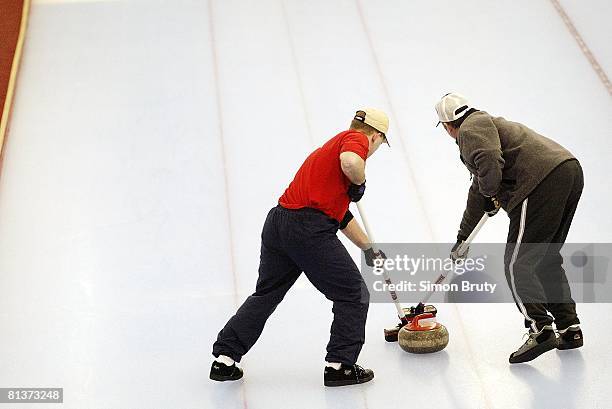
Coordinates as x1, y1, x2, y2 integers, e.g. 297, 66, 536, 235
210, 361, 243, 382
557, 325, 583, 350
324, 364, 374, 387
509, 325, 558, 364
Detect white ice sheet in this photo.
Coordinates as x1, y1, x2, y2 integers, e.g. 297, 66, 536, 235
0, 1, 610, 408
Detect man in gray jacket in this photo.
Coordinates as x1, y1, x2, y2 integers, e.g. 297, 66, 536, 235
435, 93, 583, 364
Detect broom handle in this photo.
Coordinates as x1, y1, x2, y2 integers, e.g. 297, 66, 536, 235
356, 202, 406, 321
418, 213, 489, 305
457, 213, 489, 254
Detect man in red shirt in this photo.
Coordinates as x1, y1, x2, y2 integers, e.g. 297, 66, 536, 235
210, 108, 389, 387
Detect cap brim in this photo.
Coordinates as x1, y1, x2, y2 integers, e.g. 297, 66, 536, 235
380, 133, 390, 147
436, 121, 441, 127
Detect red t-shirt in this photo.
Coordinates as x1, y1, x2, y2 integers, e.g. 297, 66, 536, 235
279, 130, 369, 222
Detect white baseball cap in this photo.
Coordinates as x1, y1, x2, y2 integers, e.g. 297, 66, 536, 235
354, 108, 390, 145
435, 93, 471, 127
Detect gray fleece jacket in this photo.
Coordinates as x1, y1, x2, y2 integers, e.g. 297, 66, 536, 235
457, 111, 575, 240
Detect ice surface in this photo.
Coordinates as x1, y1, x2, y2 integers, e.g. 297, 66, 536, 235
0, 0, 610, 408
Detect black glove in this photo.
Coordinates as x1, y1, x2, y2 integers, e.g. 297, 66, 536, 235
364, 247, 386, 267
450, 238, 469, 262
348, 181, 366, 202
483, 195, 500, 217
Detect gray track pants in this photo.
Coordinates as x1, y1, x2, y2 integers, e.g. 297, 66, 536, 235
504, 159, 583, 331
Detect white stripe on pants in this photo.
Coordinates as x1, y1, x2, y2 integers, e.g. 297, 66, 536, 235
508, 198, 538, 332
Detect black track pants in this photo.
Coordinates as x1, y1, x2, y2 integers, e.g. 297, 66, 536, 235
504, 159, 583, 332
212, 206, 369, 365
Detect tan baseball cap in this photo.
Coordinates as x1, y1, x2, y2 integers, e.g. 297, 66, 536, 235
354, 108, 390, 145
435, 93, 471, 126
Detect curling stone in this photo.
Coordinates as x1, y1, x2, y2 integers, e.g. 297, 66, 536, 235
398, 313, 449, 354
384, 304, 438, 342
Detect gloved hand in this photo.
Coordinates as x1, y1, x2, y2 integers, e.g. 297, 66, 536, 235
413, 302, 426, 315
450, 239, 469, 262
364, 247, 386, 267
348, 181, 366, 202
483, 195, 500, 217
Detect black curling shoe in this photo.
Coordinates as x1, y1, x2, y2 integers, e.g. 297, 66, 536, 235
557, 325, 583, 350
210, 361, 243, 382
509, 325, 558, 364
324, 364, 374, 387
